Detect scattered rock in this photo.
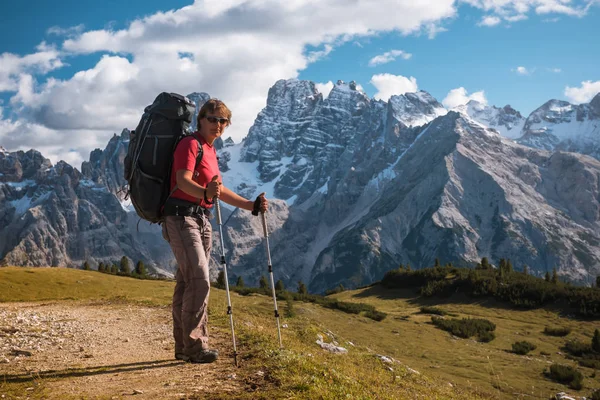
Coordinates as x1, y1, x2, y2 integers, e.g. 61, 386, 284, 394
282, 324, 288, 328
553, 393, 576, 400
255, 371, 265, 377
133, 389, 144, 395
227, 374, 237, 380
406, 367, 420, 375
377, 355, 394, 363
316, 334, 348, 354
11, 349, 33, 357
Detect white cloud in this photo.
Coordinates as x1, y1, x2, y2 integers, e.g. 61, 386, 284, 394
315, 81, 334, 99
478, 15, 502, 26
307, 45, 333, 63
512, 66, 531, 75
0, 47, 63, 92
461, 0, 592, 16
504, 14, 528, 22
2, 0, 459, 164
462, 0, 595, 24
548, 67, 562, 73
47, 24, 85, 37
442, 87, 487, 109
564, 80, 600, 103
368, 50, 412, 67
370, 73, 418, 101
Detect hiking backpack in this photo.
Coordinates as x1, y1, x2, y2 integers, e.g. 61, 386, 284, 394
124, 92, 202, 223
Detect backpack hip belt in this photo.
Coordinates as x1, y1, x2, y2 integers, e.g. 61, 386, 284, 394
163, 199, 211, 218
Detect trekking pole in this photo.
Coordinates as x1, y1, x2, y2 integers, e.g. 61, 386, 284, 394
214, 196, 239, 366
261, 212, 283, 349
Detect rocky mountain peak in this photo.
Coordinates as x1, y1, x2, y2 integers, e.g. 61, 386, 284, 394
81, 129, 129, 199
388, 90, 447, 128
454, 100, 525, 139
590, 92, 600, 117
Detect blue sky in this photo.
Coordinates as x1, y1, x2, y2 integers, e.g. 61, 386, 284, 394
1, 0, 599, 166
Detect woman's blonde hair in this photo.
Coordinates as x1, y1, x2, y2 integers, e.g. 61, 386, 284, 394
197, 99, 232, 128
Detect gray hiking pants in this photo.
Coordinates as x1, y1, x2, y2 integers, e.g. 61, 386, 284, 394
162, 214, 212, 355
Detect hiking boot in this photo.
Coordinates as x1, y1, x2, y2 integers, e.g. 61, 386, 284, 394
188, 349, 219, 364
175, 352, 190, 361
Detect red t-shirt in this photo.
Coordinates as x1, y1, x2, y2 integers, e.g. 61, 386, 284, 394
169, 133, 221, 208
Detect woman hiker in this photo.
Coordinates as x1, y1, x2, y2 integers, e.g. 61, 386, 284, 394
161, 98, 268, 363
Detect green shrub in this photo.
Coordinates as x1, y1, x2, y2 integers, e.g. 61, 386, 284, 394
364, 309, 387, 321
419, 306, 448, 316
544, 326, 572, 337
512, 341, 537, 355
546, 364, 584, 390
431, 317, 496, 342
478, 330, 496, 343
579, 358, 600, 369
284, 297, 296, 318
565, 341, 593, 357
590, 389, 600, 400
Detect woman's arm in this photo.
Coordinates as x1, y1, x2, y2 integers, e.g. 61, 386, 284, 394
220, 186, 268, 214
175, 170, 220, 199
219, 185, 254, 211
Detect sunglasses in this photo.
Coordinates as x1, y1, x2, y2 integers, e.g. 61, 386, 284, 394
205, 116, 230, 125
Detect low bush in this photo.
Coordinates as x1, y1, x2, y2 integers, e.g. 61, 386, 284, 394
419, 306, 448, 316
590, 389, 600, 400
512, 341, 537, 355
364, 309, 387, 321
565, 341, 593, 357
544, 326, 572, 337
431, 317, 496, 342
546, 364, 584, 390
579, 358, 600, 369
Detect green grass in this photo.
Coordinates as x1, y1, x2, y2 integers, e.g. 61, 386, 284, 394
2, 267, 600, 399
0, 266, 174, 304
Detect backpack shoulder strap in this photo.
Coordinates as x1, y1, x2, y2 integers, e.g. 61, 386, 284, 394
167, 134, 204, 198
194, 135, 204, 167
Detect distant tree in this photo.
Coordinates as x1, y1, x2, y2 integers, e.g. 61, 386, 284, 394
135, 261, 146, 276
398, 264, 404, 271
236, 276, 245, 288
592, 329, 600, 353
216, 271, 226, 289
119, 256, 131, 275
506, 259, 513, 273
523, 265, 529, 276
498, 258, 507, 272
551, 268, 559, 284
406, 264, 412, 272
275, 279, 285, 292
545, 271, 551, 282
83, 261, 91, 271
110, 264, 118, 274
98, 262, 105, 273
596, 275, 600, 288
259, 275, 268, 289
481, 257, 490, 270
434, 258, 441, 268
297, 281, 308, 295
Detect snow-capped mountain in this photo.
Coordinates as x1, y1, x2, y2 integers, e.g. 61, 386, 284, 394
453, 100, 525, 139
517, 94, 600, 158
2, 81, 600, 292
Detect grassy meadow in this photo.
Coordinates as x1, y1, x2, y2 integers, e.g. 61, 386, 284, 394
1, 266, 599, 399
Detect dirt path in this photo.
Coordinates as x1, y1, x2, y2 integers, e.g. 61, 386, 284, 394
0, 302, 264, 399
